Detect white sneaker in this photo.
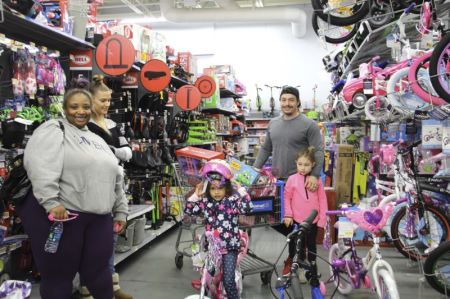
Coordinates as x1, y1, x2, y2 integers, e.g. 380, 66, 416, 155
298, 268, 307, 284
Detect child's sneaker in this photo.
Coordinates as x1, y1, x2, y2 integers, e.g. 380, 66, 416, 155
282, 257, 293, 276
298, 268, 307, 284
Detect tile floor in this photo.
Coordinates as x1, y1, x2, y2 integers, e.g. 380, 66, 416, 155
29, 224, 446, 299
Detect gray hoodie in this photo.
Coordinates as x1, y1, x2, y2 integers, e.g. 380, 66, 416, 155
24, 118, 128, 221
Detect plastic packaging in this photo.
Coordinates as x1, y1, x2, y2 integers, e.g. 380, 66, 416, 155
44, 222, 63, 253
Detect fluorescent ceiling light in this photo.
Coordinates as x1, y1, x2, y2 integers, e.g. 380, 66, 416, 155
121, 0, 144, 14
120, 16, 167, 24
255, 0, 264, 7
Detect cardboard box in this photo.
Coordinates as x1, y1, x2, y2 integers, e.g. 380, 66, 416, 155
338, 126, 365, 150
333, 145, 354, 204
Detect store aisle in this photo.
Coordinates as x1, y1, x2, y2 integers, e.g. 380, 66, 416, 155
29, 224, 440, 299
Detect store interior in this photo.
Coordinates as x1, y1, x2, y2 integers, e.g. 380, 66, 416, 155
0, 0, 449, 298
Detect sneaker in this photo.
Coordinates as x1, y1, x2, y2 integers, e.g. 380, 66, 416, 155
298, 268, 307, 284
191, 279, 201, 291
282, 257, 293, 276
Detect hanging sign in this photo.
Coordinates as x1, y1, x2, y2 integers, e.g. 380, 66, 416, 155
121, 71, 139, 89
195, 75, 216, 98
176, 85, 202, 111
95, 34, 135, 76
69, 49, 93, 70
140, 59, 171, 92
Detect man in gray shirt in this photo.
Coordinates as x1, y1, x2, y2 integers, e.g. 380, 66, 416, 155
253, 86, 324, 192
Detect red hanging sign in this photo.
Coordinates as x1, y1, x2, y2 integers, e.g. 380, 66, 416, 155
195, 75, 216, 98
95, 35, 135, 76
140, 59, 171, 92
176, 85, 202, 111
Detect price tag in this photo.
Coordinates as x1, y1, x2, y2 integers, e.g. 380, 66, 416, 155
55, 50, 60, 56
42, 46, 47, 53
363, 79, 373, 95
0, 34, 5, 39
30, 42, 35, 47
338, 219, 354, 239
39, 84, 45, 90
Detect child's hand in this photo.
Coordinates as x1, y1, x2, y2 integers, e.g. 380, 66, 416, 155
283, 217, 293, 227
195, 182, 205, 197
232, 179, 241, 190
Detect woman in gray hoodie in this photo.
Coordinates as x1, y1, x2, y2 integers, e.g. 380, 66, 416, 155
18, 88, 129, 299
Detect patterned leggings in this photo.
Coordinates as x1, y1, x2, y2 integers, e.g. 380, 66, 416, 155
222, 250, 239, 299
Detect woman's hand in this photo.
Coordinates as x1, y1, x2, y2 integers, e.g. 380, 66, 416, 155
114, 220, 127, 234
195, 182, 205, 197
49, 205, 68, 220
283, 217, 293, 227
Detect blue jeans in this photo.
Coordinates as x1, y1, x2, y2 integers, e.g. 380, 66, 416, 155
109, 233, 119, 274
222, 250, 239, 299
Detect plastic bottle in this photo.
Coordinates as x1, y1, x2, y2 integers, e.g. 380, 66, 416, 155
44, 222, 63, 253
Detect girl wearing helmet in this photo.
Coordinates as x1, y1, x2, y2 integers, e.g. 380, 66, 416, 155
185, 160, 253, 299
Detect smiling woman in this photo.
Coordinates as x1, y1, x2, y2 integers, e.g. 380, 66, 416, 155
63, 89, 92, 129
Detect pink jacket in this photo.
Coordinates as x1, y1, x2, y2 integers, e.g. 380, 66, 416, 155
284, 173, 328, 228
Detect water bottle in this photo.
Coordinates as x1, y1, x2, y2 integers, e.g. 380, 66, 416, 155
44, 222, 63, 253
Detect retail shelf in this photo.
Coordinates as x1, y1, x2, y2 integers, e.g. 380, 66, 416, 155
216, 132, 233, 136
114, 220, 177, 265
246, 127, 268, 130
0, 7, 94, 51
127, 204, 155, 220
201, 107, 236, 116
338, 1, 450, 78
220, 88, 242, 98
171, 76, 190, 89
0, 240, 22, 256
246, 134, 265, 138
187, 141, 217, 146
245, 118, 271, 121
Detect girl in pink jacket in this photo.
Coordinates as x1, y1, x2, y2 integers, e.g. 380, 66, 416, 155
282, 146, 328, 280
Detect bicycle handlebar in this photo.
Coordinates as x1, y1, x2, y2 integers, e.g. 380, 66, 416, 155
404, 2, 416, 14
286, 210, 318, 239
419, 182, 450, 196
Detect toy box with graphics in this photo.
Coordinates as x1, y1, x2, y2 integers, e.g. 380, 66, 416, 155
422, 119, 443, 149
228, 158, 260, 187
338, 126, 365, 150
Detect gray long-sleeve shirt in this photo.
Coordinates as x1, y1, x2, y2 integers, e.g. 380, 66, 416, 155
24, 118, 128, 221
253, 114, 324, 179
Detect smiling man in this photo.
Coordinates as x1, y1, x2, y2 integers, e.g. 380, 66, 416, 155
253, 86, 324, 192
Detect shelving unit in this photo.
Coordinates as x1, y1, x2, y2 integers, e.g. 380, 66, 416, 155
127, 204, 155, 220
115, 220, 177, 265
0, 6, 94, 51
201, 107, 236, 116
220, 88, 242, 99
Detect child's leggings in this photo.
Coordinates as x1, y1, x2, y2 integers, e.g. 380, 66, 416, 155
18, 191, 113, 299
284, 222, 318, 262
222, 250, 239, 299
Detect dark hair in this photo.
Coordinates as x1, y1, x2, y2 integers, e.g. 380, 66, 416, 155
205, 179, 233, 199
70, 76, 90, 90
63, 88, 93, 109
279, 86, 301, 107
89, 74, 111, 96
296, 146, 316, 163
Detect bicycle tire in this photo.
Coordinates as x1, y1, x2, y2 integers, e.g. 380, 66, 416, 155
311, 0, 370, 26
364, 95, 393, 122
328, 243, 353, 294
429, 33, 450, 103
423, 240, 450, 296
312, 12, 358, 44
290, 272, 304, 299
390, 205, 450, 261
408, 52, 447, 105
386, 67, 429, 111
368, 2, 395, 28
377, 268, 400, 299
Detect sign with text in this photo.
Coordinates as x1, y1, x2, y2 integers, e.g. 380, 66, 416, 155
95, 35, 135, 76
175, 85, 202, 111
140, 59, 171, 92
69, 49, 93, 70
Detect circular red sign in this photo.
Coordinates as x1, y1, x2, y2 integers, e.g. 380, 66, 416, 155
176, 85, 202, 111
195, 75, 217, 98
95, 35, 135, 76
140, 59, 171, 92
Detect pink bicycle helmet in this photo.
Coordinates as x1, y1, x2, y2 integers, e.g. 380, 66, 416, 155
201, 159, 233, 186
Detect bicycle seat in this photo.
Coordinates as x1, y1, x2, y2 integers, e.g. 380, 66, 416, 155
344, 203, 395, 233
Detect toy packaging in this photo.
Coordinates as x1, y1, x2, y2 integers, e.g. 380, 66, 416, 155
422, 119, 443, 149
228, 158, 260, 186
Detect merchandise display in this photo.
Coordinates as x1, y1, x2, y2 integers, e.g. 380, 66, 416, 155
0, 0, 448, 298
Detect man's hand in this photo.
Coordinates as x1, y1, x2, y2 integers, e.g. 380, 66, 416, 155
305, 175, 319, 192
49, 205, 68, 220
283, 217, 293, 227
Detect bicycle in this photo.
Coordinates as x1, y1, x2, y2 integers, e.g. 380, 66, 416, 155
272, 210, 326, 299
423, 240, 450, 296
325, 203, 400, 299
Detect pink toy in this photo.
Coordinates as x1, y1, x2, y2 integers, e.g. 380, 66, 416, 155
345, 203, 395, 233
48, 212, 79, 222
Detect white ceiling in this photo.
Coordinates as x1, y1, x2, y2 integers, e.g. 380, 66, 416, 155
96, 0, 310, 21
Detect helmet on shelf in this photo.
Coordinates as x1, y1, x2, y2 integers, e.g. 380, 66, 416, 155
201, 159, 233, 187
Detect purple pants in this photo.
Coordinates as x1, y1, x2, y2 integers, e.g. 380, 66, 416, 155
18, 191, 113, 299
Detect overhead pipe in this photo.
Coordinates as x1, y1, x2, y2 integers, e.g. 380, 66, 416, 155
159, 0, 307, 38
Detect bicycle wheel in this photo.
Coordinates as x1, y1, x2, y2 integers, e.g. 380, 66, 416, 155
386, 67, 429, 111
377, 268, 400, 299
329, 243, 353, 294
364, 95, 393, 122
368, 2, 395, 28
409, 52, 447, 105
312, 12, 359, 44
390, 205, 450, 261
429, 33, 450, 103
311, 0, 370, 26
423, 240, 450, 296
